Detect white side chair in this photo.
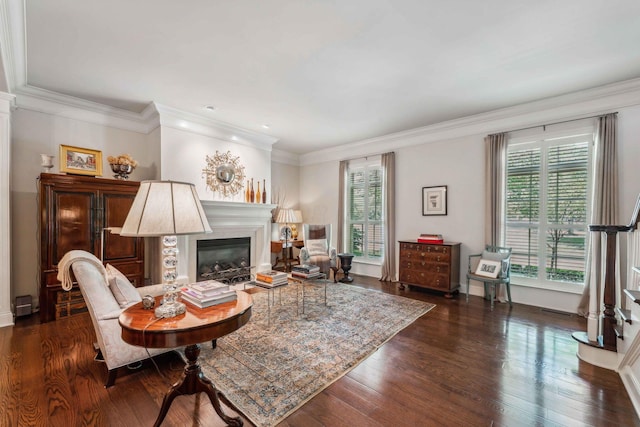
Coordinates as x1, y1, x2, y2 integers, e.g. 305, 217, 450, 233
299, 224, 338, 280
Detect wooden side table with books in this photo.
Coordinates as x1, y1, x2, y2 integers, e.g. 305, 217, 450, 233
119, 291, 252, 427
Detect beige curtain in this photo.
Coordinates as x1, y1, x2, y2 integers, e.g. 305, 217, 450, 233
380, 152, 396, 281
485, 133, 507, 300
578, 114, 618, 343
337, 160, 348, 254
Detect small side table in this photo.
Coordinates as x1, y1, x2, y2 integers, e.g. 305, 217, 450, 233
119, 292, 253, 427
337, 253, 354, 283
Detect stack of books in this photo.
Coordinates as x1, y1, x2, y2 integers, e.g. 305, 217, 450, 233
255, 270, 289, 288
417, 233, 444, 244
180, 280, 237, 308
291, 264, 321, 279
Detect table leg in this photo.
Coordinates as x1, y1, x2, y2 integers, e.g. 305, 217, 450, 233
154, 343, 243, 427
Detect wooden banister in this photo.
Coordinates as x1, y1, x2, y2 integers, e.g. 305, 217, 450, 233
586, 193, 640, 351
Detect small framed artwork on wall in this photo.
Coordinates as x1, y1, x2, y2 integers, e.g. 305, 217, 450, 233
59, 145, 103, 176
422, 185, 447, 216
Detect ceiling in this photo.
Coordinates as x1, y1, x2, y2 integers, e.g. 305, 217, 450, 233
6, 0, 640, 153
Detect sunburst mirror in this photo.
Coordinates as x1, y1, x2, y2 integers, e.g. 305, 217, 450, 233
202, 150, 246, 197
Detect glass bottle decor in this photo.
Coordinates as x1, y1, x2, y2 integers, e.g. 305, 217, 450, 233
256, 181, 261, 203
245, 180, 251, 203
262, 179, 267, 203
250, 178, 255, 203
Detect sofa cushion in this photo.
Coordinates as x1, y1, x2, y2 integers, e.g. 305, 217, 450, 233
306, 239, 328, 256
106, 264, 141, 308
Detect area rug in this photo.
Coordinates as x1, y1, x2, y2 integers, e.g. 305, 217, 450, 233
196, 282, 435, 427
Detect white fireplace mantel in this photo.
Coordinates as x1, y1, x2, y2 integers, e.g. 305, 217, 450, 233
177, 201, 277, 283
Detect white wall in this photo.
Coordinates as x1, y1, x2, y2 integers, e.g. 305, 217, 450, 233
10, 109, 153, 307
298, 104, 640, 313
160, 126, 271, 203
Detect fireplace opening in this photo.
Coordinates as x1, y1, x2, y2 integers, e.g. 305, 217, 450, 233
197, 237, 251, 283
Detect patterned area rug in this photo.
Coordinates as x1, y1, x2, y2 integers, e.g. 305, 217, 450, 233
196, 282, 435, 427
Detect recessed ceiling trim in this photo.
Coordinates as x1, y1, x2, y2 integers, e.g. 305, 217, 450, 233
0, 0, 26, 92
299, 77, 640, 166
153, 102, 278, 151
14, 84, 157, 133
271, 148, 300, 166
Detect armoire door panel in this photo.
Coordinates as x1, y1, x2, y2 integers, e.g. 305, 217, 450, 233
51, 191, 96, 266
102, 193, 139, 261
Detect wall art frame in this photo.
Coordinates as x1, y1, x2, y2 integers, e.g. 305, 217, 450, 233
422, 185, 447, 216
59, 144, 103, 176
475, 259, 501, 278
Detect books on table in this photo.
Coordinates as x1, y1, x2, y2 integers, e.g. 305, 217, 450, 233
291, 264, 321, 279
180, 280, 237, 308
417, 233, 444, 244
254, 270, 288, 288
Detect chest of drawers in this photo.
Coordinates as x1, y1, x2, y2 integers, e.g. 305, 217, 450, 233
398, 241, 460, 297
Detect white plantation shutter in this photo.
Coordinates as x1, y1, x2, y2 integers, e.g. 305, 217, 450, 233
347, 159, 383, 260
506, 134, 591, 285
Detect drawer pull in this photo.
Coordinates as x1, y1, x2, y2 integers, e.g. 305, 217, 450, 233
421, 261, 425, 266
421, 252, 425, 257
437, 266, 440, 272
407, 262, 412, 267
437, 256, 441, 261
427, 247, 432, 252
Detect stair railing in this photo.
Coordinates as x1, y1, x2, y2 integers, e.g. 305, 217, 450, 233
589, 194, 640, 351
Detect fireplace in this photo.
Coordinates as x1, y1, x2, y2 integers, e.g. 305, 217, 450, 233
173, 201, 275, 284
197, 237, 251, 283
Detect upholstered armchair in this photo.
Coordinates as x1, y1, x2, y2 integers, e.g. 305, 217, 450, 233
300, 224, 338, 279
58, 250, 176, 387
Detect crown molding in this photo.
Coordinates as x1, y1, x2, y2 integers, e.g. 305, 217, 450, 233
270, 148, 300, 166
153, 103, 278, 151
14, 85, 157, 133
299, 77, 640, 166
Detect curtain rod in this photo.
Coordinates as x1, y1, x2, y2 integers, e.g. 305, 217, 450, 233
493, 111, 618, 136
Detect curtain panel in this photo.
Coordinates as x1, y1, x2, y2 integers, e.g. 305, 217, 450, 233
577, 114, 618, 344
380, 152, 396, 282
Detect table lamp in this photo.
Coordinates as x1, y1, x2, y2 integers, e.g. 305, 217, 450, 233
120, 181, 211, 318
291, 210, 303, 240
276, 208, 297, 271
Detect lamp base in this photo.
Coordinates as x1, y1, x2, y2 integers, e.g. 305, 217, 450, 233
155, 301, 186, 318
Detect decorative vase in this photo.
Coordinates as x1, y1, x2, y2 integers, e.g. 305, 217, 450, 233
262, 179, 267, 203
110, 163, 134, 180
256, 181, 261, 203
40, 154, 54, 173
245, 180, 251, 203
250, 178, 255, 203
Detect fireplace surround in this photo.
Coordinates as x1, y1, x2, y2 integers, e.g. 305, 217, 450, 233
171, 201, 276, 284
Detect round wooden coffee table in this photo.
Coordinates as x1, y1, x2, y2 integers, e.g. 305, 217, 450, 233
119, 291, 252, 427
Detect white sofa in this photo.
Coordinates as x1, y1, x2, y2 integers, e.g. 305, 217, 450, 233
63, 250, 175, 387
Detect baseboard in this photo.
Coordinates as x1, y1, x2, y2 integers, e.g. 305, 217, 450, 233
0, 310, 14, 327
620, 366, 640, 420
575, 341, 619, 371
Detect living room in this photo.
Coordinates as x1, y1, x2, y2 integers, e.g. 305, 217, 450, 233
2, 1, 640, 425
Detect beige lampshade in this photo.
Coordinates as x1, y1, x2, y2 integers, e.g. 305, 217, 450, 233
120, 180, 212, 237
276, 208, 297, 224
293, 210, 303, 223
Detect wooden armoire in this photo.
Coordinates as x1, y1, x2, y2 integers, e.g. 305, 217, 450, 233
38, 173, 145, 322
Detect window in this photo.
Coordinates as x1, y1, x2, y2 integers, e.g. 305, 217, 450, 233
346, 158, 383, 262
505, 131, 592, 288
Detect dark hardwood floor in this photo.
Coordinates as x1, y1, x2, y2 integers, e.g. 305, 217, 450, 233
1, 275, 638, 426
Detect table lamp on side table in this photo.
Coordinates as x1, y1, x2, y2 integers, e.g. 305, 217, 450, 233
120, 181, 211, 318
276, 208, 298, 271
